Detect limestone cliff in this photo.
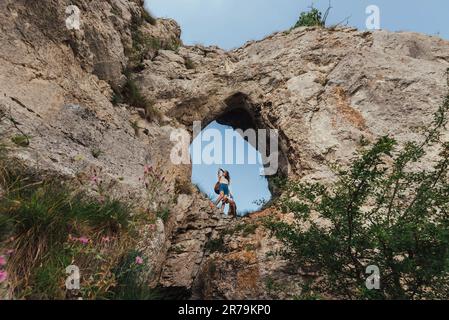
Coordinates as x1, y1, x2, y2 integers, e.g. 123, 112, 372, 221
1, 0, 448, 299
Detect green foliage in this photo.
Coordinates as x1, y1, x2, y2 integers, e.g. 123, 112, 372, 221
11, 134, 30, 147
27, 247, 72, 299
265, 277, 286, 295
225, 223, 258, 237
126, 13, 180, 71
184, 57, 195, 70
0, 166, 134, 298
112, 76, 162, 122
293, 5, 331, 28
110, 250, 160, 300
156, 207, 171, 223
238, 223, 258, 237
91, 148, 103, 159
121, 77, 148, 109
267, 70, 449, 299
205, 237, 226, 253
1, 181, 131, 239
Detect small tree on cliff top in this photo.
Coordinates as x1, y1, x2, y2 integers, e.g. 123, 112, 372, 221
266, 70, 449, 300
293, 4, 331, 28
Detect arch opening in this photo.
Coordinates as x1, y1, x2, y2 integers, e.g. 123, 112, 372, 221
189, 93, 288, 216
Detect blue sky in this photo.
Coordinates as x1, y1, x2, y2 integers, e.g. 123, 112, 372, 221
190, 122, 271, 215
145, 0, 449, 50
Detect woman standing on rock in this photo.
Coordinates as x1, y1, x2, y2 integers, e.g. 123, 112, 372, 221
211, 169, 237, 217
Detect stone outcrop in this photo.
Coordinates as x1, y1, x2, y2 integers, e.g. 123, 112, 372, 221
1, 0, 449, 299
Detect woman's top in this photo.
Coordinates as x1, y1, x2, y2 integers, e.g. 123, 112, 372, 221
218, 170, 229, 185
219, 176, 229, 185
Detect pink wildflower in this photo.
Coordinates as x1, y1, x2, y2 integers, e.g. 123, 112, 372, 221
144, 165, 152, 174
135, 256, 144, 265
0, 255, 6, 266
0, 270, 7, 283
78, 237, 89, 245
90, 175, 101, 184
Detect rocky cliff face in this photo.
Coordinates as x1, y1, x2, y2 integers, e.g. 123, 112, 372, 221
1, 0, 449, 299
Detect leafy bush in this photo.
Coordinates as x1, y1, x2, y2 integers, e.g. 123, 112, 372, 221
293, 5, 330, 28
267, 70, 449, 299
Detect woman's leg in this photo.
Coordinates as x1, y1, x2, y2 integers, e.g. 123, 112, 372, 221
228, 199, 236, 217
214, 192, 225, 206
221, 196, 228, 213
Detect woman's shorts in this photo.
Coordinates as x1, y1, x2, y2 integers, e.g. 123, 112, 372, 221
219, 183, 230, 196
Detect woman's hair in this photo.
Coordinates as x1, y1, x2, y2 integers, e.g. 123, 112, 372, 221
224, 170, 230, 184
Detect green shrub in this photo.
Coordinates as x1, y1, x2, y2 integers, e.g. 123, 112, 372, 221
293, 5, 330, 28
266, 70, 449, 299
205, 237, 226, 253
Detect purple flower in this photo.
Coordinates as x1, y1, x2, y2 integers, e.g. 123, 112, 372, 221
135, 256, 144, 265
0, 255, 6, 266
0, 270, 7, 283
